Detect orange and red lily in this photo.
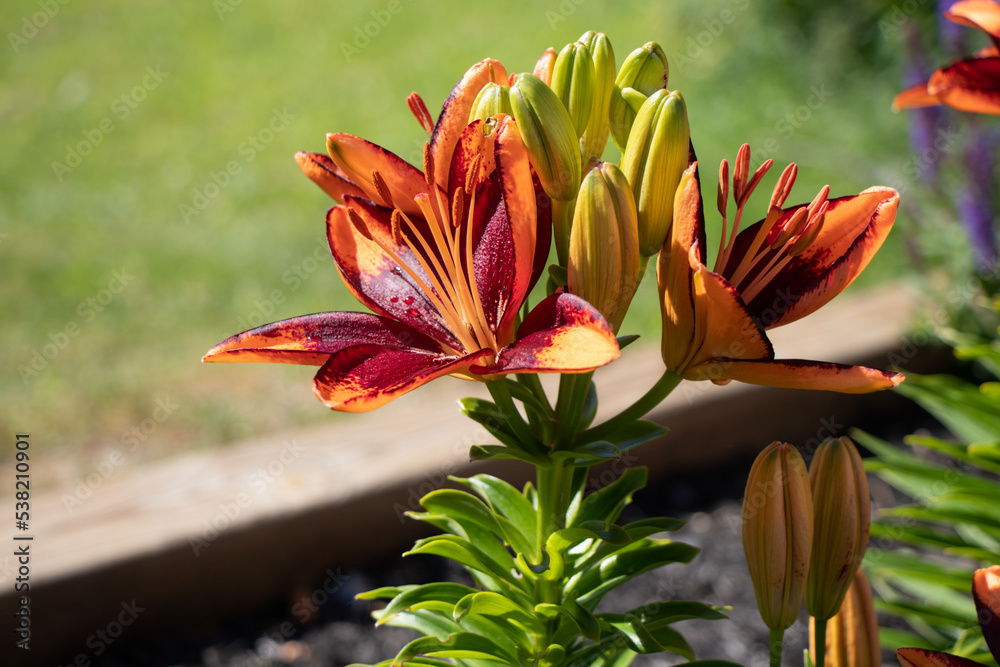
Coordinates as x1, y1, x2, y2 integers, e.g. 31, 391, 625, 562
897, 565, 1000, 666
658, 144, 903, 393
894, 0, 1000, 114
204, 59, 619, 412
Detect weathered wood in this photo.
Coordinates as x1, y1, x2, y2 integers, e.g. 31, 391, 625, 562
0, 284, 932, 664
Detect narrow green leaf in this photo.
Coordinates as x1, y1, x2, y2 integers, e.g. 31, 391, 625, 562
454, 591, 546, 636
575, 540, 699, 605
393, 632, 516, 666
357, 585, 411, 601
572, 466, 647, 526
379, 583, 478, 625
455, 474, 537, 557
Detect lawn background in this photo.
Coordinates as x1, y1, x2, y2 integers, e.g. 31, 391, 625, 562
1, 0, 940, 487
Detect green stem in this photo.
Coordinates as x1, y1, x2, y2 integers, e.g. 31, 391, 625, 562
578, 370, 682, 443
487, 380, 544, 455
516, 373, 554, 417
812, 617, 826, 667
555, 371, 594, 449
769, 628, 783, 667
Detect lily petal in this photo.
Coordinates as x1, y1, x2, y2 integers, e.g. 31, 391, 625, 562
658, 165, 704, 371
928, 56, 1000, 115
946, 0, 1000, 43
430, 58, 510, 190
973, 565, 1000, 660
692, 358, 904, 394
687, 255, 772, 369
326, 133, 427, 217
896, 647, 985, 667
742, 187, 899, 328
474, 293, 619, 374
893, 81, 945, 111
327, 201, 461, 348
295, 151, 366, 203
314, 345, 492, 412
202, 312, 446, 365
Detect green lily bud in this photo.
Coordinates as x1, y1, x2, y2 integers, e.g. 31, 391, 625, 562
551, 42, 595, 138
508, 72, 582, 201
609, 41, 669, 151
568, 161, 640, 332
742, 442, 814, 632
577, 31, 615, 162
468, 82, 512, 123
806, 437, 871, 621
620, 89, 690, 256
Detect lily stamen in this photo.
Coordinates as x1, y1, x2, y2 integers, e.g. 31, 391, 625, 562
407, 92, 434, 136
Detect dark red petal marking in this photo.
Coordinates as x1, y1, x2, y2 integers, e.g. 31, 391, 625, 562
930, 56, 1000, 114
203, 311, 446, 365
475, 293, 619, 374
313, 345, 491, 412
327, 203, 461, 348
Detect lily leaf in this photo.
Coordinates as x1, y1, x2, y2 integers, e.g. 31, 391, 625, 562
392, 632, 517, 666
379, 583, 478, 625
455, 474, 537, 557
571, 466, 647, 526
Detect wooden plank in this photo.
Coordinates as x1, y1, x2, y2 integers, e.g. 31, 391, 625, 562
0, 284, 929, 664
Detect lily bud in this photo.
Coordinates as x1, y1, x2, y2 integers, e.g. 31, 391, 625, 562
806, 436, 871, 621
468, 82, 513, 123
577, 31, 615, 161
973, 565, 1000, 659
551, 42, 596, 137
568, 161, 640, 332
508, 72, 582, 201
811, 569, 880, 667
742, 442, 814, 631
609, 41, 669, 151
533, 47, 557, 86
620, 89, 690, 256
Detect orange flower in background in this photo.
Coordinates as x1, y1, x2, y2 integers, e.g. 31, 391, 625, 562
658, 144, 903, 393
897, 565, 1000, 666
894, 0, 1000, 114
204, 59, 620, 412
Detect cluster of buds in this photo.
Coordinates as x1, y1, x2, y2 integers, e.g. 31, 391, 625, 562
742, 437, 873, 667
458, 31, 689, 332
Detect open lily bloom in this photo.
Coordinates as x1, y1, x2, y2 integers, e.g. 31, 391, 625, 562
894, 0, 1000, 114
204, 59, 619, 412
657, 144, 903, 393
897, 565, 1000, 666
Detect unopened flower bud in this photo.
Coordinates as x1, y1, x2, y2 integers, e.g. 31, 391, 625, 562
508, 72, 582, 201
551, 42, 596, 137
973, 565, 1000, 658
533, 47, 557, 86
609, 42, 669, 151
806, 437, 871, 621
577, 31, 615, 161
468, 82, 513, 123
811, 569, 880, 667
568, 161, 640, 332
620, 89, 690, 256
742, 442, 814, 631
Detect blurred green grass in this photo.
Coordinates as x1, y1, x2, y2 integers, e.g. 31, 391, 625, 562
1, 0, 921, 476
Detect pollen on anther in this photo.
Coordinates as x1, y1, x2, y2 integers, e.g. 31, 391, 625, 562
347, 207, 373, 240
451, 189, 465, 229
371, 170, 395, 209
390, 209, 405, 246
465, 154, 483, 196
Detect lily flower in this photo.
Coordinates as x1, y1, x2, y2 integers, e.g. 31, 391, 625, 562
897, 565, 1000, 666
894, 0, 1000, 114
204, 59, 620, 412
657, 144, 903, 393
